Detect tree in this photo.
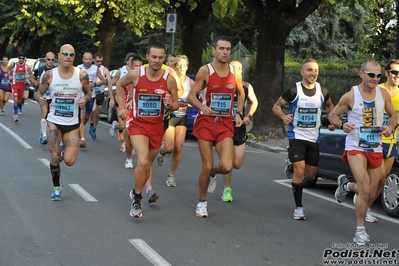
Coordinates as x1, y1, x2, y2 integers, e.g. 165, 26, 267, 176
241, 0, 366, 137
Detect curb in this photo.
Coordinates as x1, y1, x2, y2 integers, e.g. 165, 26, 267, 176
246, 140, 287, 153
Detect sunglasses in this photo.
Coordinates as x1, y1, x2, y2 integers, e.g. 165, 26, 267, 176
61, 51, 76, 57
46, 58, 55, 61
388, 70, 399, 76
19, 57, 25, 60
362, 71, 382, 79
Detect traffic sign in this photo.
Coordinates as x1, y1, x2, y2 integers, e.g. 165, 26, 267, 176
166, 13, 177, 33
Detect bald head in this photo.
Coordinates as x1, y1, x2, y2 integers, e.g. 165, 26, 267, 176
45, 52, 56, 68
59, 44, 74, 53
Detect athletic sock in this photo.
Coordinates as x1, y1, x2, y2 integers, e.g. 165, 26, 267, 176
292, 182, 303, 207
41, 119, 47, 136
13, 103, 18, 114
50, 163, 61, 187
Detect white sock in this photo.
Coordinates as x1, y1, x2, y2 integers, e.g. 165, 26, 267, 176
41, 119, 47, 136
126, 158, 132, 162
81, 137, 85, 141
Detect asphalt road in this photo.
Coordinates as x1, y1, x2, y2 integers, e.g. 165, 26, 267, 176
0, 99, 398, 266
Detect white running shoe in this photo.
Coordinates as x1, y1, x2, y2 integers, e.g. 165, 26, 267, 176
207, 175, 217, 193
335, 174, 349, 203
125, 159, 133, 169
353, 194, 378, 223
166, 175, 176, 187
195, 201, 208, 217
109, 121, 117, 137
353, 230, 370, 245
293, 207, 306, 220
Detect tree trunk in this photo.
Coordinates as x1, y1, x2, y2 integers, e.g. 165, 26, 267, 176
96, 9, 120, 68
174, 0, 214, 73
0, 37, 10, 58
41, 32, 57, 55
242, 0, 321, 137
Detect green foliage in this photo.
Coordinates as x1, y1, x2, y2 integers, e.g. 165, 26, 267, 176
286, 3, 370, 61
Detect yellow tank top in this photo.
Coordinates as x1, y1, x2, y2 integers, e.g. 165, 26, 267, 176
380, 83, 399, 143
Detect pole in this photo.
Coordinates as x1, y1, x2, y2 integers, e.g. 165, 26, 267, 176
169, 8, 176, 55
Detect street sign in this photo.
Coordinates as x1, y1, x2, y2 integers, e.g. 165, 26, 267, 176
166, 13, 177, 33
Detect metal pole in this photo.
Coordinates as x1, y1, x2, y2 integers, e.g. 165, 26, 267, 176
169, 8, 176, 55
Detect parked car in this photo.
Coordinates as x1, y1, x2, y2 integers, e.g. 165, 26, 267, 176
300, 114, 399, 218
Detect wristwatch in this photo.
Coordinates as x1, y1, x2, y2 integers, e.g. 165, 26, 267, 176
338, 122, 344, 129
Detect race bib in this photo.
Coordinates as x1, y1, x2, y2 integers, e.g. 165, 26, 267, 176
173, 100, 188, 117
138, 94, 162, 117
358, 126, 381, 148
15, 73, 25, 82
54, 98, 75, 117
297, 108, 318, 128
1, 78, 10, 85
232, 101, 238, 121
210, 93, 232, 116
94, 86, 102, 94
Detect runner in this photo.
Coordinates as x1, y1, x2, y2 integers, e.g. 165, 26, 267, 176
34, 44, 92, 200
0, 56, 11, 115
116, 41, 179, 218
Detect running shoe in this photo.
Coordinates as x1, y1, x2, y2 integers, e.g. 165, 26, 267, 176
293, 207, 306, 220
50, 187, 62, 201
39, 131, 48, 145
353, 230, 370, 245
284, 164, 293, 179
118, 131, 124, 142
166, 175, 176, 187
335, 174, 349, 203
0, 110, 4, 116
353, 194, 378, 223
109, 121, 117, 137
120, 142, 126, 152
89, 126, 96, 140
207, 175, 217, 193
125, 159, 133, 169
221, 188, 233, 202
156, 151, 165, 166
18, 109, 22, 115
60, 145, 65, 163
146, 189, 159, 203
195, 201, 209, 218
13, 115, 18, 122
80, 139, 87, 148
129, 190, 143, 218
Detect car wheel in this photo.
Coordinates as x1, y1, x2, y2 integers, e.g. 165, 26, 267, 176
381, 167, 399, 217
303, 176, 318, 188
107, 104, 118, 124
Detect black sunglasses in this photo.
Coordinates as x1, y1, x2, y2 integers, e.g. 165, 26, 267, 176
46, 58, 55, 61
363, 71, 382, 79
388, 70, 399, 76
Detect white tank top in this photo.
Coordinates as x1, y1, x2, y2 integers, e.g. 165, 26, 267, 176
47, 67, 82, 126
119, 65, 130, 79
345, 85, 384, 152
180, 76, 191, 99
94, 65, 105, 94
77, 64, 97, 98
288, 82, 323, 143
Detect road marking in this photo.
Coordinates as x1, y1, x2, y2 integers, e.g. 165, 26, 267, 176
39, 158, 50, 167
274, 179, 399, 225
39, 159, 98, 202
129, 239, 172, 266
69, 184, 98, 202
0, 122, 33, 149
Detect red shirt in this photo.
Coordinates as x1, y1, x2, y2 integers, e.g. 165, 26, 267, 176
131, 66, 169, 124
198, 63, 236, 119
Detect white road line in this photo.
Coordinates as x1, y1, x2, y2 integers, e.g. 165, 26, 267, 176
0, 122, 33, 149
274, 179, 399, 225
39, 158, 50, 167
129, 239, 172, 266
68, 184, 98, 202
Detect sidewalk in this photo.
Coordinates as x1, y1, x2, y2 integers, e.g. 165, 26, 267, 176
246, 138, 288, 154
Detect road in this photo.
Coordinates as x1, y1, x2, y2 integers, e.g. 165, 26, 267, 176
0, 99, 398, 266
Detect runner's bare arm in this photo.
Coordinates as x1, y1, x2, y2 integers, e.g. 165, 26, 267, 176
80, 70, 92, 102
166, 75, 179, 112
34, 70, 52, 103
187, 65, 212, 114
